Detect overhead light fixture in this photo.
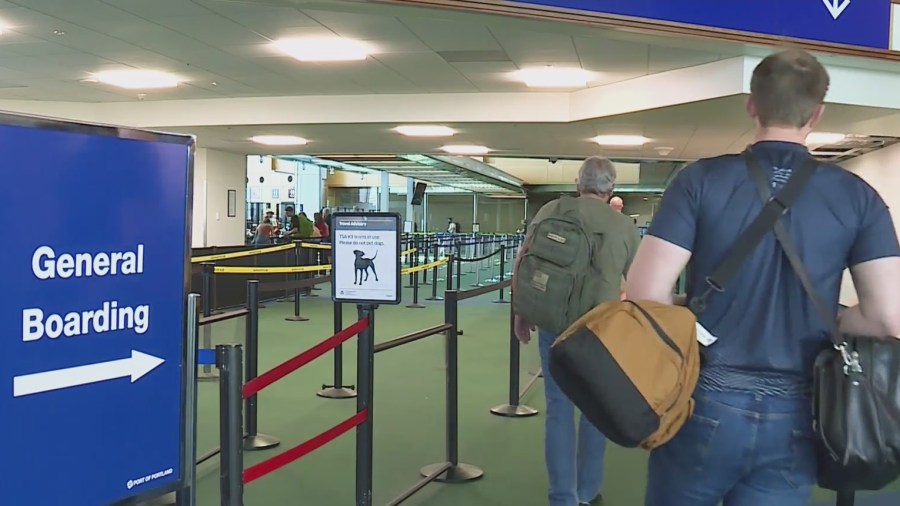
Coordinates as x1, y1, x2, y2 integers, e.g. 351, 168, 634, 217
591, 135, 650, 147
251, 135, 309, 146
273, 37, 370, 62
441, 145, 491, 155
806, 132, 846, 145
395, 125, 456, 137
514, 66, 591, 88
93, 69, 180, 89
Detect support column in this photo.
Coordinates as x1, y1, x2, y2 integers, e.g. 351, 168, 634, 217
379, 171, 390, 212
472, 193, 478, 231
406, 177, 416, 231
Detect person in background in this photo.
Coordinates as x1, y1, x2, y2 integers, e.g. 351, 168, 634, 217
283, 206, 313, 240
514, 156, 640, 506
609, 196, 624, 213
252, 218, 273, 245
322, 208, 332, 231
265, 209, 281, 235
447, 218, 458, 234
314, 212, 329, 239
626, 49, 900, 506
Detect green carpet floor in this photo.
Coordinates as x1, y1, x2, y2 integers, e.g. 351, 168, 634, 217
191, 270, 898, 506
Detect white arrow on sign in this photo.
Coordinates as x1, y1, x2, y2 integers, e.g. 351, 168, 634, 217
823, 0, 850, 20
13, 350, 165, 398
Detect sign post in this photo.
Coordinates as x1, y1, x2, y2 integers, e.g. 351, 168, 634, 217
0, 114, 195, 505
331, 212, 401, 506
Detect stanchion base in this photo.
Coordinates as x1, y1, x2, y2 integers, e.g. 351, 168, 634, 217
458, 329, 464, 336
197, 369, 220, 381
420, 463, 484, 483
301, 293, 319, 298
317, 386, 358, 399
406, 303, 426, 309
312, 286, 322, 291
285, 315, 310, 322
490, 404, 539, 418
243, 433, 281, 451
492, 299, 511, 304
425, 297, 445, 301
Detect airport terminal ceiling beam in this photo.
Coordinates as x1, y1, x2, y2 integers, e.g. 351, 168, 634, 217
374, 0, 900, 61
400, 154, 523, 193
525, 184, 667, 194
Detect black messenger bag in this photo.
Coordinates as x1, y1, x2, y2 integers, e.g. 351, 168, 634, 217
745, 152, 900, 496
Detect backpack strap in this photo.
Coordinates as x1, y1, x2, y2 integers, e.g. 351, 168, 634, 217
744, 152, 845, 351
689, 150, 819, 313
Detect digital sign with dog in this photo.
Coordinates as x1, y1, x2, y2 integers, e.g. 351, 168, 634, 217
332, 213, 401, 305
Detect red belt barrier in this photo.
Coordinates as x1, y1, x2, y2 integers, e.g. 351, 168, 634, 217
242, 318, 369, 399
243, 409, 369, 484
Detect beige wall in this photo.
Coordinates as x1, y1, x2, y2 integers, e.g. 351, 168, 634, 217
193, 148, 247, 247
838, 143, 900, 305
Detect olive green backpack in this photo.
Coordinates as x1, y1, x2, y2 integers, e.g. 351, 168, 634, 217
513, 196, 604, 335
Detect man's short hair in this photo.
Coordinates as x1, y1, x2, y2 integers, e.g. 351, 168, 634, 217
285, 206, 294, 212
577, 156, 616, 195
750, 49, 830, 128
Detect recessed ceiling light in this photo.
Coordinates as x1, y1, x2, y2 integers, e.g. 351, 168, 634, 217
395, 125, 456, 137
591, 135, 650, 147
806, 132, 846, 145
273, 37, 370, 62
251, 135, 309, 146
513, 66, 591, 88
441, 144, 491, 155
93, 70, 179, 89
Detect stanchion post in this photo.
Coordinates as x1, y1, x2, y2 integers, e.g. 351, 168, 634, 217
286, 243, 309, 322
836, 491, 855, 506
356, 305, 376, 506
493, 245, 510, 304
491, 293, 538, 417
300, 244, 318, 298
421, 291, 483, 482
243, 281, 280, 451
422, 238, 431, 285
406, 237, 417, 288
318, 301, 357, 399
198, 263, 219, 381
406, 268, 425, 309
426, 254, 444, 302
217, 344, 244, 506
446, 254, 454, 295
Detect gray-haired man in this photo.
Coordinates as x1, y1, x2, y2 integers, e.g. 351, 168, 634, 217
513, 156, 641, 506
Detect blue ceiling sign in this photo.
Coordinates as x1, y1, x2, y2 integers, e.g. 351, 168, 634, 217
0, 115, 193, 505
511, 0, 891, 51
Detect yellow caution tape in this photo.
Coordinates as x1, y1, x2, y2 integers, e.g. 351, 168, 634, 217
401, 258, 449, 275
299, 242, 332, 250
214, 264, 332, 275
192, 243, 296, 263
401, 248, 417, 256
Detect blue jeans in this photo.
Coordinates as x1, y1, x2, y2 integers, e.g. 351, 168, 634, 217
645, 389, 817, 506
539, 329, 607, 506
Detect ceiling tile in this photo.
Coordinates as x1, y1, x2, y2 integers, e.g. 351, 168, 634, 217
400, 16, 501, 52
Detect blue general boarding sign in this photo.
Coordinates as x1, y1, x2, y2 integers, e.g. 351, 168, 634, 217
332, 213, 402, 305
0, 115, 193, 505
509, 0, 891, 50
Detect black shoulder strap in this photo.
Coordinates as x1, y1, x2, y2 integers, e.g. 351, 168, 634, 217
689, 151, 819, 313
744, 152, 843, 347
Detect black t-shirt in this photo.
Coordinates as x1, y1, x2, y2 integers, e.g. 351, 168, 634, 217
289, 215, 301, 233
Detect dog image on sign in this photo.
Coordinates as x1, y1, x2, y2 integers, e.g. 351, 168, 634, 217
353, 250, 378, 285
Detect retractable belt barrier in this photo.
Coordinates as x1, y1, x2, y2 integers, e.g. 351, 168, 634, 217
215, 318, 371, 506
207, 257, 526, 506
192, 243, 296, 263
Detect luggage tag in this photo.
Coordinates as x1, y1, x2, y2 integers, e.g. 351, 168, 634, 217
695, 322, 718, 347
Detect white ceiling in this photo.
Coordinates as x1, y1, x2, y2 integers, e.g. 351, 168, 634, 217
171, 95, 900, 161
0, 0, 736, 101
0, 0, 898, 186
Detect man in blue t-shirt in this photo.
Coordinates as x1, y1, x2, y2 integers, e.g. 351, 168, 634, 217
626, 49, 900, 506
